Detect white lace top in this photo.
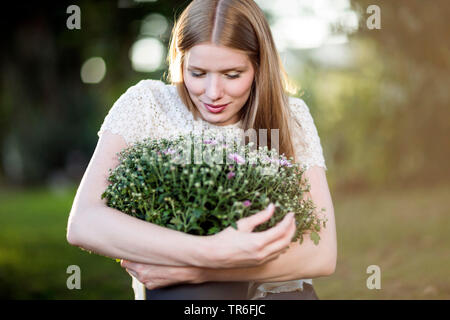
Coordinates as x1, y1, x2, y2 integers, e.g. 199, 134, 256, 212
97, 79, 327, 300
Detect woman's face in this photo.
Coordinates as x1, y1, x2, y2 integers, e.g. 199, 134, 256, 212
183, 43, 255, 126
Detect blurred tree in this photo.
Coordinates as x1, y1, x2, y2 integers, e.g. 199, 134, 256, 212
348, 0, 450, 187
299, 0, 450, 191
0, 0, 187, 186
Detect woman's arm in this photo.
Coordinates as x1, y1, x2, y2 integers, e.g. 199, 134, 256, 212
67, 130, 295, 269
66, 130, 210, 267
198, 165, 337, 282
120, 165, 336, 286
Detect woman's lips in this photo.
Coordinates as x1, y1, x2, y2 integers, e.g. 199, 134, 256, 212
203, 102, 229, 113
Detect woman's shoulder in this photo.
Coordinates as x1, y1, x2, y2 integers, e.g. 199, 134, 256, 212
127, 79, 180, 112
286, 95, 327, 170
286, 95, 317, 128
134, 78, 172, 91
97, 79, 175, 145
122, 78, 170, 99
287, 95, 310, 115
110, 78, 181, 118
286, 94, 319, 129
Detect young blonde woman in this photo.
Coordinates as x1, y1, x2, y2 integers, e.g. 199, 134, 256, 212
66, 0, 336, 300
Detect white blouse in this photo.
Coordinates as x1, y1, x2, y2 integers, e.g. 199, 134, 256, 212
97, 79, 327, 300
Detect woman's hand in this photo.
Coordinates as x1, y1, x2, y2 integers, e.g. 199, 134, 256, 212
120, 259, 204, 290
120, 203, 295, 288
205, 203, 296, 269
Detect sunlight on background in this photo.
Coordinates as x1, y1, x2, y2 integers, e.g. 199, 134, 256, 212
256, 0, 359, 51
80, 57, 107, 84
140, 13, 169, 37
255, 0, 360, 90
129, 38, 165, 72
129, 13, 169, 73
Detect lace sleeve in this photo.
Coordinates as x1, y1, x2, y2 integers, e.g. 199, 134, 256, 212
97, 80, 155, 145
288, 97, 327, 171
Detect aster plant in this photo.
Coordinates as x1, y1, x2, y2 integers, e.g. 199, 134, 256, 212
101, 131, 327, 245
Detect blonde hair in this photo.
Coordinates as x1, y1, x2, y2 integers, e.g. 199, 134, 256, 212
165, 0, 301, 162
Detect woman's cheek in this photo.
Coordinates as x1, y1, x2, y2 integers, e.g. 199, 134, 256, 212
228, 77, 253, 97
184, 75, 204, 96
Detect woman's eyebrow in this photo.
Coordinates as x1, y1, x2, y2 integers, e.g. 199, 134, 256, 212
188, 65, 247, 72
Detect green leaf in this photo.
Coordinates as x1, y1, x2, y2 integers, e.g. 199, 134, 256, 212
207, 226, 220, 235
192, 208, 204, 219
170, 217, 182, 225
310, 231, 320, 245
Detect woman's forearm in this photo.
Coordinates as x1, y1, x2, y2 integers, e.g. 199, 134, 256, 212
67, 204, 210, 268
198, 232, 336, 283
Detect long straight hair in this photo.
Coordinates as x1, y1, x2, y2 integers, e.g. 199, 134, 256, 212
166, 0, 301, 162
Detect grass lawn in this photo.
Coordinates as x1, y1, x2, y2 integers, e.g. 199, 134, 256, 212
314, 183, 450, 299
1, 183, 449, 299
0, 186, 131, 299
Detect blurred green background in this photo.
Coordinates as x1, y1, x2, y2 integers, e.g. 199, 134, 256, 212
1, 0, 449, 299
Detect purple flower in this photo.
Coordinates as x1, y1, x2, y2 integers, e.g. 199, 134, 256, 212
262, 156, 272, 164
163, 148, 176, 155
243, 200, 252, 207
228, 153, 245, 164
203, 139, 218, 145
227, 171, 236, 179
279, 159, 293, 167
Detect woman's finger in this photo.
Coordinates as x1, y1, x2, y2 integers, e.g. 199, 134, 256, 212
254, 212, 295, 247
121, 259, 139, 270
237, 203, 275, 232
259, 220, 296, 261
145, 281, 154, 290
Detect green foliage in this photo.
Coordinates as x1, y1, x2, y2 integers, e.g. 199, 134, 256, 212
101, 131, 327, 244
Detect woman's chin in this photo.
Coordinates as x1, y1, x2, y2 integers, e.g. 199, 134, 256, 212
199, 111, 226, 125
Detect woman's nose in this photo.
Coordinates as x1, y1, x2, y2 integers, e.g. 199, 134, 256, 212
205, 74, 223, 101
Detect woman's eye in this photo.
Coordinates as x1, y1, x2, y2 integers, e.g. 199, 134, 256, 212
190, 72, 205, 77
190, 71, 240, 79
226, 73, 241, 79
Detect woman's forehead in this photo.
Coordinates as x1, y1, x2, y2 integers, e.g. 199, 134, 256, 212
186, 43, 251, 69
